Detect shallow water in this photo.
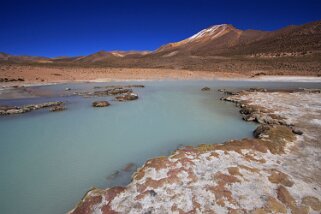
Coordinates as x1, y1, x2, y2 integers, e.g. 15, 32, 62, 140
0, 80, 320, 214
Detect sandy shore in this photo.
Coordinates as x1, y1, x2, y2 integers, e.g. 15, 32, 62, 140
1, 65, 321, 88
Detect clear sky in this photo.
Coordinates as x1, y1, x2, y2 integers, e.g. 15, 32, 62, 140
1, 0, 321, 57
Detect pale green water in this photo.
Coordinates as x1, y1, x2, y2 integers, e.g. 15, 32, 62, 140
0, 80, 319, 214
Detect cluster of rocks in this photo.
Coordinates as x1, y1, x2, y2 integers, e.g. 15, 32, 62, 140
50, 105, 66, 112
74, 85, 141, 107
115, 93, 139, 102
219, 88, 304, 136
0, 77, 24, 82
93, 84, 144, 89
298, 88, 321, 93
0, 85, 143, 115
0, 101, 65, 115
218, 88, 240, 96
75, 88, 133, 97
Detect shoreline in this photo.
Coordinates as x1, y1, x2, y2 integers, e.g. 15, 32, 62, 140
69, 88, 321, 214
1, 65, 320, 88
1, 75, 321, 89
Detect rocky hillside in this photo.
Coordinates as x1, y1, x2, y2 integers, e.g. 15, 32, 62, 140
153, 20, 321, 57
1, 20, 321, 74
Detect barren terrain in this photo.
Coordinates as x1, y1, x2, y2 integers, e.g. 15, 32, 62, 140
1, 64, 321, 88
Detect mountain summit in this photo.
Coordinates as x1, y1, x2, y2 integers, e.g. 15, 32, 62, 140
155, 20, 321, 57
155, 24, 269, 56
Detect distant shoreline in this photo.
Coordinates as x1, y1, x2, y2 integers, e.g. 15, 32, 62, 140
1, 65, 321, 88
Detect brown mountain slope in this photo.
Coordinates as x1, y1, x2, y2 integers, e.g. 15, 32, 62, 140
153, 24, 269, 57
0, 52, 52, 63
228, 20, 321, 56
1, 20, 320, 75
153, 21, 321, 57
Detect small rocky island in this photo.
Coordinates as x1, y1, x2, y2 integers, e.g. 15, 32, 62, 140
0, 85, 142, 116
92, 101, 110, 107
0, 101, 65, 115
69, 88, 321, 214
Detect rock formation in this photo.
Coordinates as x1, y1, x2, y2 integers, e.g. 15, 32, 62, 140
201, 87, 210, 91
0, 101, 64, 115
92, 101, 110, 107
115, 93, 138, 101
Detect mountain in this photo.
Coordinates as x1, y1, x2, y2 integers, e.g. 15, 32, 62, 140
1, 20, 320, 74
0, 52, 52, 63
0, 52, 10, 60
73, 50, 151, 63
154, 20, 321, 57
154, 24, 268, 57
229, 20, 321, 56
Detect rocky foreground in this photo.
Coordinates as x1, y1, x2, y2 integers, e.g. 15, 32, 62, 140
69, 89, 321, 214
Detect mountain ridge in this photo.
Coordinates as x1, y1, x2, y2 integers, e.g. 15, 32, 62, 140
1, 20, 321, 74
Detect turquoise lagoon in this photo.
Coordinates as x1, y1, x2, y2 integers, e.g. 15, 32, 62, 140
0, 80, 320, 214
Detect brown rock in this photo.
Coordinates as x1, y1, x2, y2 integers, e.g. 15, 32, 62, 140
277, 186, 296, 209
302, 196, 321, 211
92, 101, 110, 107
71, 188, 104, 214
201, 87, 210, 91
268, 169, 294, 187
264, 197, 287, 213
115, 93, 138, 101
50, 105, 65, 112
228, 167, 242, 177
253, 125, 271, 138
292, 128, 303, 135
0, 101, 64, 115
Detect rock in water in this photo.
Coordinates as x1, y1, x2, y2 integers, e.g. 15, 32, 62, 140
115, 93, 138, 101
0, 101, 64, 115
92, 101, 110, 107
50, 105, 65, 112
201, 87, 210, 91
253, 124, 271, 138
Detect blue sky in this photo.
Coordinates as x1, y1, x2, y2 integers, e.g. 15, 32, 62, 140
1, 0, 321, 57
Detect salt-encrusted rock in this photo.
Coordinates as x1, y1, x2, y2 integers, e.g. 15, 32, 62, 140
92, 101, 110, 107
253, 124, 271, 138
94, 85, 145, 89
242, 114, 256, 121
201, 87, 210, 91
217, 88, 239, 95
299, 88, 321, 93
224, 90, 239, 95
292, 128, 303, 135
50, 105, 65, 112
76, 88, 133, 97
0, 101, 64, 115
248, 88, 268, 92
115, 93, 138, 101
256, 115, 280, 125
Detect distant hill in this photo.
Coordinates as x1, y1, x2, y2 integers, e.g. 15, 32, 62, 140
0, 52, 52, 63
1, 20, 321, 74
